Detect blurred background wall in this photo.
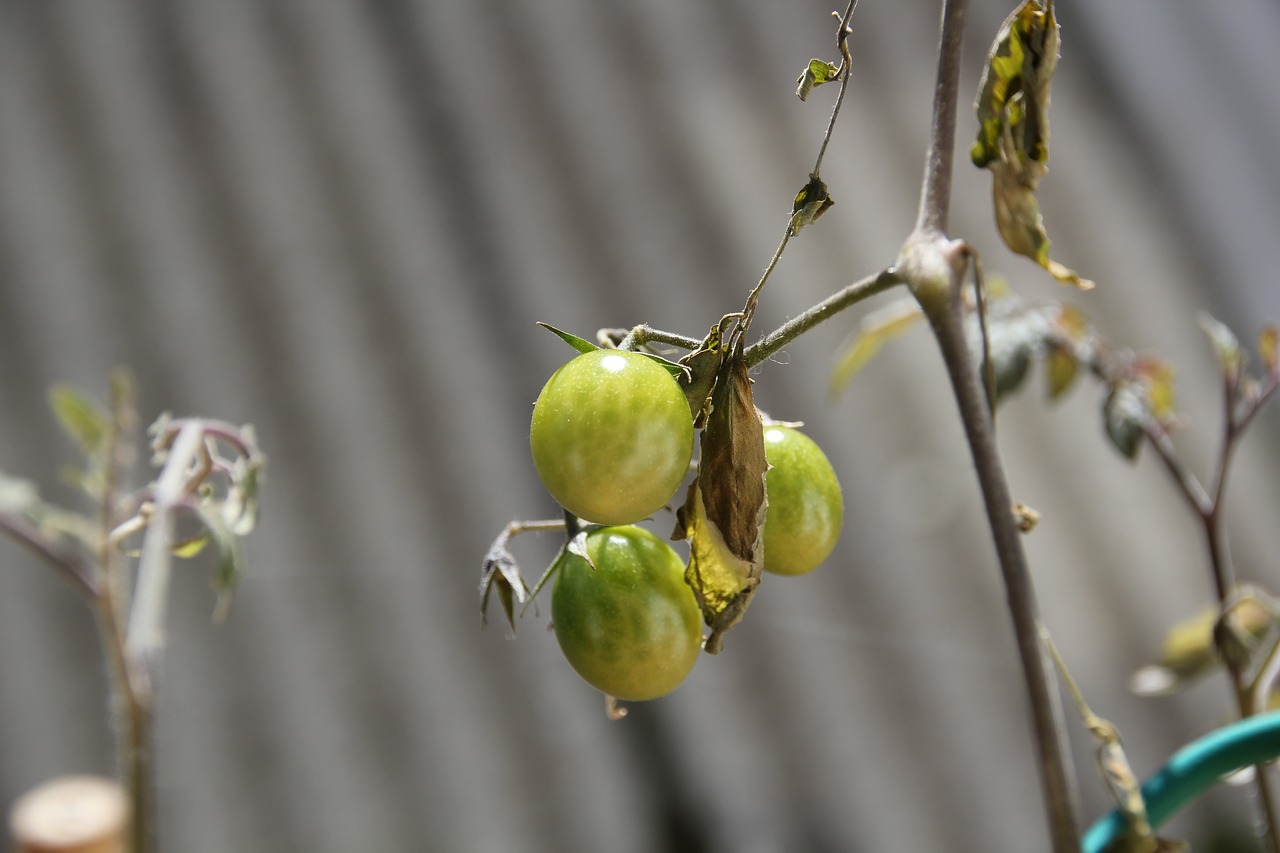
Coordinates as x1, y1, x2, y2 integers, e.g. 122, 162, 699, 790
0, 1, 1278, 850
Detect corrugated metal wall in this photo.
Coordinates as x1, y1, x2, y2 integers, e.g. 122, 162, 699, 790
1, 1, 1277, 850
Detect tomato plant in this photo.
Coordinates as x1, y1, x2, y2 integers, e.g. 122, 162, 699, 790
530, 349, 694, 525
551, 525, 702, 701
761, 425, 843, 576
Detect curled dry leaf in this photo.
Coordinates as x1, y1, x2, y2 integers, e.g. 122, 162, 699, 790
991, 163, 1092, 289
675, 341, 767, 654
678, 315, 737, 425
796, 58, 841, 102
480, 531, 533, 634
972, 0, 1092, 290
1091, 723, 1166, 850
789, 174, 834, 236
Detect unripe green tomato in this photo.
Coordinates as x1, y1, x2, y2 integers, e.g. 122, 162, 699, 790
761, 425, 843, 576
551, 526, 702, 701
530, 350, 694, 525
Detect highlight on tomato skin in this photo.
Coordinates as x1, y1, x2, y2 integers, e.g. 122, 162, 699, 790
529, 350, 694, 526
551, 525, 702, 702
760, 424, 843, 576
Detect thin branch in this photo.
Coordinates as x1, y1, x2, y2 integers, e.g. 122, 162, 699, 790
915, 0, 968, 235
741, 0, 862, 337
95, 375, 152, 853
1208, 377, 1280, 852
909, 243, 1081, 853
616, 268, 902, 374
741, 231, 792, 333
1142, 426, 1213, 520
95, 574, 152, 853
614, 3, 867, 364
899, 1, 1081, 849
0, 512, 98, 598
970, 250, 998, 418
1139, 368, 1280, 849
154, 417, 255, 461
744, 268, 901, 367
616, 325, 703, 353
811, 0, 859, 178
1212, 375, 1278, 520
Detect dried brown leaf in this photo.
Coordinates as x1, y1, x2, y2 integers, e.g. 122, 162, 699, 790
973, 1, 1092, 289
677, 341, 767, 653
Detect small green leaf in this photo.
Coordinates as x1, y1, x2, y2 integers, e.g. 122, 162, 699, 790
198, 503, 244, 623
48, 384, 110, 456
789, 174, 834, 236
796, 58, 841, 101
1045, 346, 1079, 399
829, 298, 923, 395
537, 321, 688, 381
1260, 325, 1278, 374
966, 292, 1055, 406
536, 322, 600, 355
1103, 383, 1147, 461
989, 345, 1032, 401
1198, 313, 1243, 380
636, 353, 691, 383
1134, 357, 1177, 426
978, 307, 1044, 403
519, 526, 602, 621
170, 533, 211, 559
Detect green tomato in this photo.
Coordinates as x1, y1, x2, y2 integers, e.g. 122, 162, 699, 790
761, 425, 843, 576
530, 349, 694, 525
552, 526, 702, 701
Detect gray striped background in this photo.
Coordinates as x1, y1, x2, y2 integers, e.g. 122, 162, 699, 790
1, 1, 1278, 850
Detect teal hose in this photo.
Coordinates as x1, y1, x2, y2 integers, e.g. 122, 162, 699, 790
1082, 711, 1280, 851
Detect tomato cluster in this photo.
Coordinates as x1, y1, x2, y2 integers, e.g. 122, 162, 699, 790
529, 349, 843, 701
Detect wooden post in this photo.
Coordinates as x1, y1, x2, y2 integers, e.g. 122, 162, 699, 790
9, 776, 129, 853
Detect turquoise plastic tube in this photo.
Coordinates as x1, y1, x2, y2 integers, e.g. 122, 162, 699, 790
1082, 711, 1280, 851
